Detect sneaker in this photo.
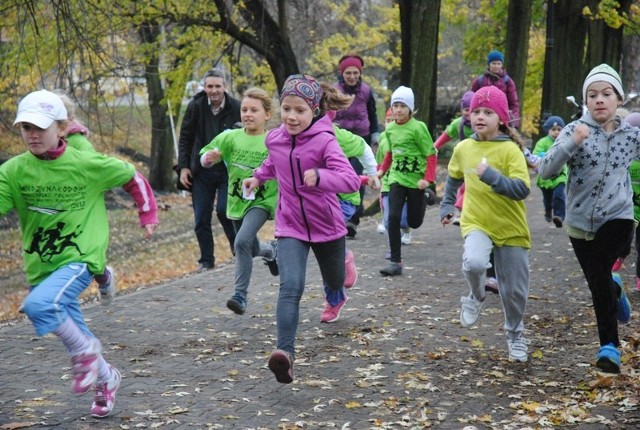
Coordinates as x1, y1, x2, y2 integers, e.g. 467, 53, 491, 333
70, 338, 101, 395
196, 262, 214, 272
263, 240, 279, 276
552, 216, 563, 228
98, 266, 115, 306
611, 257, 625, 272
636, 277, 640, 291
612, 273, 631, 325
452, 216, 461, 226
485, 277, 499, 295
90, 365, 121, 418
595, 343, 621, 374
227, 294, 247, 315
377, 222, 387, 234
401, 231, 412, 245
346, 221, 357, 238
268, 349, 294, 384
424, 188, 436, 206
344, 250, 358, 288
380, 262, 402, 276
459, 294, 486, 328
320, 296, 349, 323
507, 335, 530, 362
544, 212, 552, 223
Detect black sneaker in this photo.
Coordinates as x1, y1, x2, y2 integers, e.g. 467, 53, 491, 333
227, 294, 247, 315
424, 188, 436, 206
552, 216, 563, 228
544, 212, 552, 223
380, 262, 402, 276
263, 240, 279, 276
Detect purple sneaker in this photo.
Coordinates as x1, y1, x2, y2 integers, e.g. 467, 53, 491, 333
70, 339, 101, 395
91, 365, 122, 418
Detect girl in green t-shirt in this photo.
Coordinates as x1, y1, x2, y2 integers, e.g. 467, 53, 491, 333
200, 88, 278, 316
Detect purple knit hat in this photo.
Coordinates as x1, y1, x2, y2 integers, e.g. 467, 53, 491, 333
470, 86, 509, 125
460, 91, 474, 110
280, 74, 322, 116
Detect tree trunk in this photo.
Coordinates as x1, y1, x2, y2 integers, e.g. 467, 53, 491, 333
505, 0, 532, 125
138, 23, 175, 191
398, 0, 441, 129
585, 0, 632, 70
540, 0, 589, 127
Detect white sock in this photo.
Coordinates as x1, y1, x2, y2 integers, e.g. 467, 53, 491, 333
53, 318, 92, 355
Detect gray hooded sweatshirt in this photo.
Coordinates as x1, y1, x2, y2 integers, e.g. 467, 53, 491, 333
538, 112, 640, 234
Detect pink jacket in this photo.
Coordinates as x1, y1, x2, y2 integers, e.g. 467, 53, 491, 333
253, 115, 360, 242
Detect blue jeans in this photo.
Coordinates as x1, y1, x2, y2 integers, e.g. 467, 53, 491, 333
192, 169, 236, 266
22, 263, 95, 337
231, 207, 271, 299
276, 237, 345, 358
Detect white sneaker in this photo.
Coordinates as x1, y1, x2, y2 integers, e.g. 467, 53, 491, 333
377, 223, 387, 234
508, 335, 530, 362
98, 266, 115, 306
401, 231, 412, 245
459, 294, 485, 328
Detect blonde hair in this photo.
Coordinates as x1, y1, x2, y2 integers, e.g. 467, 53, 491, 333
52, 89, 76, 121
319, 82, 354, 114
242, 87, 273, 114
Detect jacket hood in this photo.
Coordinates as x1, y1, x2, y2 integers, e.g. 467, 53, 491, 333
578, 111, 626, 132
278, 114, 335, 142
67, 120, 89, 136
469, 132, 513, 142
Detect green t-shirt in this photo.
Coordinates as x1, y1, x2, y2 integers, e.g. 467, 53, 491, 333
376, 132, 392, 193
448, 138, 531, 249
385, 118, 435, 189
0, 147, 136, 285
629, 160, 640, 222
532, 135, 567, 189
334, 125, 365, 206
444, 117, 474, 141
200, 129, 277, 219
66, 133, 96, 152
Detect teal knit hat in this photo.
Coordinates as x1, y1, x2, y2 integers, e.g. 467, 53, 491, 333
582, 64, 624, 101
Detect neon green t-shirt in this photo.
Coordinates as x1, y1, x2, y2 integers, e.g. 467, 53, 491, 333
376, 132, 392, 193
200, 129, 277, 219
334, 125, 365, 206
0, 147, 136, 285
447, 138, 531, 248
532, 135, 567, 189
385, 118, 435, 189
66, 133, 96, 152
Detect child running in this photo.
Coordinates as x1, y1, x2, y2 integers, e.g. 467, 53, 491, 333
440, 86, 532, 362
199, 87, 278, 315
377, 86, 437, 276
532, 115, 566, 228
1, 89, 158, 417
538, 64, 640, 374
54, 90, 116, 305
243, 75, 360, 383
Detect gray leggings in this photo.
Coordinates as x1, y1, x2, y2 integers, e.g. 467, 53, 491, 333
462, 230, 529, 340
231, 207, 274, 299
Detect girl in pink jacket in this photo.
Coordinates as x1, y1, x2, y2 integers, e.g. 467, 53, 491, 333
244, 74, 360, 384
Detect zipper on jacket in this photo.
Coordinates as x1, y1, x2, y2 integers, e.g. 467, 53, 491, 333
288, 136, 313, 241
589, 134, 612, 231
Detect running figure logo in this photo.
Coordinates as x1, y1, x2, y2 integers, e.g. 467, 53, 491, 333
25, 221, 84, 262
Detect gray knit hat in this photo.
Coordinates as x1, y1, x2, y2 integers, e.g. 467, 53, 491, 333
582, 64, 624, 102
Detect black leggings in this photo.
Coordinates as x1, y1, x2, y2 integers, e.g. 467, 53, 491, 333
570, 219, 634, 347
388, 183, 427, 263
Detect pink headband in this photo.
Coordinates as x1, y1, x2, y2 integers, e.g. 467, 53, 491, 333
339, 56, 363, 74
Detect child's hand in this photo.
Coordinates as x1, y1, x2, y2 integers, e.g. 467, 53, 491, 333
368, 175, 381, 190
376, 169, 385, 179
573, 124, 589, 146
441, 213, 454, 226
303, 169, 319, 187
417, 179, 428, 190
476, 157, 488, 176
243, 177, 259, 192
142, 223, 158, 239
204, 148, 221, 165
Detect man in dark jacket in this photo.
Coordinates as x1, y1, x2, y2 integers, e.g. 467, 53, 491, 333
178, 69, 240, 271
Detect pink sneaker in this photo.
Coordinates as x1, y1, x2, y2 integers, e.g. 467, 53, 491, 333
636, 277, 640, 291
268, 349, 294, 384
320, 296, 349, 323
612, 257, 624, 272
91, 365, 121, 418
70, 339, 101, 395
344, 250, 358, 288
